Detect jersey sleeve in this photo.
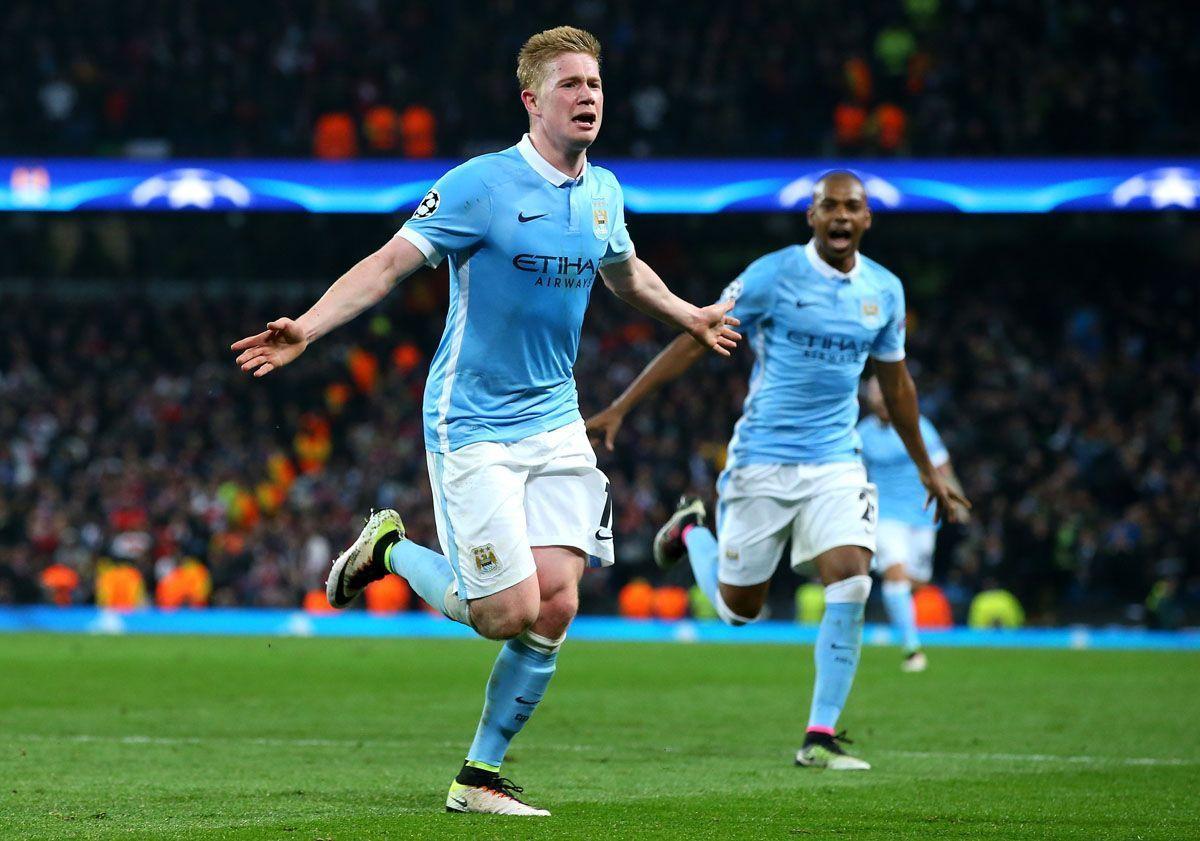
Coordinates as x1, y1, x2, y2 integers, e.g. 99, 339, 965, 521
870, 277, 906, 362
396, 163, 493, 268
599, 182, 635, 267
920, 416, 950, 467
717, 253, 778, 331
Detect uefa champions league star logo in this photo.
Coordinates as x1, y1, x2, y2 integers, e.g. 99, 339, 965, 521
1112, 167, 1200, 209
777, 170, 902, 209
412, 188, 441, 219
9, 165, 51, 208
131, 168, 253, 209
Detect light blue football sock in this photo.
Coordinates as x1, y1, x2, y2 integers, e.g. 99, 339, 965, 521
466, 638, 558, 768
882, 579, 921, 654
807, 575, 872, 733
682, 525, 720, 607
384, 538, 463, 622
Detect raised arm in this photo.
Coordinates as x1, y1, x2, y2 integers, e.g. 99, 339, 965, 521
874, 359, 972, 523
231, 236, 426, 377
586, 333, 707, 450
599, 256, 740, 357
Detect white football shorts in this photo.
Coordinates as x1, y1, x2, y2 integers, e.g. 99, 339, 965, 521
873, 519, 936, 583
715, 462, 877, 587
426, 420, 614, 600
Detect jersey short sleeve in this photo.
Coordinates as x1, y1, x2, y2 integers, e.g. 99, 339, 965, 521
599, 183, 635, 267
718, 252, 779, 331
870, 276, 906, 362
396, 163, 493, 268
920, 415, 950, 467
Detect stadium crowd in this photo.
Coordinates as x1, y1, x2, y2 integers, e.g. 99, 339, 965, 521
3, 0, 1197, 159
1, 216, 1196, 624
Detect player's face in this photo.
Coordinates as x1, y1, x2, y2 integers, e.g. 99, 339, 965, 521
530, 53, 603, 150
807, 179, 872, 259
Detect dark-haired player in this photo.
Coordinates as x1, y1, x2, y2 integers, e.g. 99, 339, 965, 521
587, 171, 969, 769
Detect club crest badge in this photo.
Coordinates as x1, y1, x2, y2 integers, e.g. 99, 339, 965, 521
592, 198, 609, 239
861, 298, 882, 328
471, 544, 500, 575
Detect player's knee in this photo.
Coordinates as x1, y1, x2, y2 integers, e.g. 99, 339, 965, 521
536, 587, 578, 638
475, 610, 537, 641
716, 586, 765, 626
473, 601, 539, 640
820, 547, 872, 582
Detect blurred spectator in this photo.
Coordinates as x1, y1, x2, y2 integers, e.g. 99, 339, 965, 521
365, 575, 411, 614
363, 105, 400, 155
914, 585, 954, 629
313, 112, 358, 160
155, 558, 212, 609
968, 588, 1026, 629
795, 583, 825, 625
400, 105, 437, 158
844, 56, 873, 105
2, 0, 1198, 158
872, 103, 907, 153
95, 561, 147, 610
834, 102, 868, 154
40, 562, 80, 606
1145, 579, 1183, 630
0, 213, 1196, 626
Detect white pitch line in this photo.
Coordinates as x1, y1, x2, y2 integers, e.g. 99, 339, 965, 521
878, 749, 1196, 768
9, 733, 416, 749
5, 734, 1195, 768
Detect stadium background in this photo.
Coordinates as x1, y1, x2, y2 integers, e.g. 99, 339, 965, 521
2, 3, 1199, 839
3, 213, 1197, 628
2, 0, 1199, 628
2, 0, 1197, 629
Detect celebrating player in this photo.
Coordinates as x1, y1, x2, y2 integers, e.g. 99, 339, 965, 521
586, 171, 969, 770
858, 375, 967, 672
231, 26, 740, 816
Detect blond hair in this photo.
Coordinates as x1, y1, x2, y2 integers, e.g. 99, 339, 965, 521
517, 26, 601, 93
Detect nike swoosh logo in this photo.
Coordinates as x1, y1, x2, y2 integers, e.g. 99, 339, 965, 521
831, 643, 857, 651
518, 212, 548, 223
796, 301, 817, 308
449, 796, 469, 809
515, 695, 542, 705
594, 529, 613, 541
333, 559, 349, 605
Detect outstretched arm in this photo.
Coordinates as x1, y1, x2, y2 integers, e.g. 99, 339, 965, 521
586, 333, 708, 450
231, 236, 426, 377
874, 359, 972, 523
599, 256, 740, 357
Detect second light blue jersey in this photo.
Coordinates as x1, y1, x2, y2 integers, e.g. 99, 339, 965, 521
723, 241, 906, 467
858, 414, 950, 527
398, 135, 634, 452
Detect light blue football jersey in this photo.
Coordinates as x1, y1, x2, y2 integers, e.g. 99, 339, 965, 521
398, 135, 634, 452
858, 413, 950, 527
722, 241, 907, 467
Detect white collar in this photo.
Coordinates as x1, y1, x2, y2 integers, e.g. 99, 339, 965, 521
517, 134, 585, 187
804, 240, 860, 282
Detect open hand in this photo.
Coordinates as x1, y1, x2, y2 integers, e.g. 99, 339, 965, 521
687, 299, 741, 357
585, 405, 627, 451
231, 318, 309, 377
922, 472, 972, 524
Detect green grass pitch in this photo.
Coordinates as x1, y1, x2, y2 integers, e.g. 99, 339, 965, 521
0, 633, 1197, 840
